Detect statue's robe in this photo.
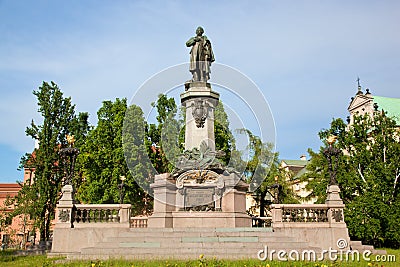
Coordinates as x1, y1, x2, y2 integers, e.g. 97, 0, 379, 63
186, 35, 215, 80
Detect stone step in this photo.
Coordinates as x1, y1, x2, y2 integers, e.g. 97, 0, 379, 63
107, 235, 295, 244
350, 240, 362, 246
78, 245, 325, 261
118, 228, 277, 239
63, 227, 322, 260
350, 240, 384, 254
91, 240, 312, 250
126, 227, 273, 233
81, 247, 313, 256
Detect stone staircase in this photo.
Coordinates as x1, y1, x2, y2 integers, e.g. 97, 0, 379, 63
349, 241, 387, 255
63, 227, 321, 260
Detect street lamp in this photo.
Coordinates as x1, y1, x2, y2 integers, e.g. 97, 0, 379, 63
265, 176, 282, 204
323, 135, 341, 186
118, 176, 126, 204
59, 135, 79, 186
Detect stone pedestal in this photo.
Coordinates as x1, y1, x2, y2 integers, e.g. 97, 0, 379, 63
54, 185, 75, 228
325, 184, 343, 205
147, 173, 176, 228
148, 172, 251, 228
181, 82, 219, 151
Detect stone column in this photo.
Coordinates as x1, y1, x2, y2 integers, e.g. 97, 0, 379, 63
181, 82, 219, 151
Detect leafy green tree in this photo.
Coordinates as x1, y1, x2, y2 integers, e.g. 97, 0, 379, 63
76, 98, 150, 214
146, 94, 179, 173
214, 101, 235, 165
236, 129, 298, 217
15, 81, 86, 241
122, 104, 155, 215
303, 112, 400, 248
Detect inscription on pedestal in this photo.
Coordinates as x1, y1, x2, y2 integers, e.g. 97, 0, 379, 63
185, 188, 214, 211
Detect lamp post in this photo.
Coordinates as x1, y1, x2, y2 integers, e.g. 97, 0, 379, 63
265, 176, 282, 204
118, 175, 126, 204
323, 135, 344, 205
323, 135, 341, 186
59, 135, 79, 186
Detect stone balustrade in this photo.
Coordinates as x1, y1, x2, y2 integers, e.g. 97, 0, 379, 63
130, 216, 148, 228
55, 203, 131, 228
251, 216, 272, 227
271, 202, 345, 226
269, 201, 350, 250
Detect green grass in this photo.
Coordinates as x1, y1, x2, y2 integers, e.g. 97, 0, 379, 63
0, 250, 398, 267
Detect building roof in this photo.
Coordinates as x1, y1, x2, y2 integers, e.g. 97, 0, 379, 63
281, 159, 308, 167
373, 96, 400, 124
0, 183, 21, 203
293, 165, 308, 179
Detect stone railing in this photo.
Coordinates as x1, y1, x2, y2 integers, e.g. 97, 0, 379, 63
251, 216, 272, 227
271, 203, 345, 226
282, 206, 328, 223
130, 216, 148, 228
71, 204, 131, 228
268, 187, 351, 251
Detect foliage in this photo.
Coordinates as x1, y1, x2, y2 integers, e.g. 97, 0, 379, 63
76, 99, 151, 215
146, 94, 179, 173
11, 81, 88, 241
214, 101, 235, 165
236, 129, 298, 216
302, 112, 400, 248
122, 103, 155, 215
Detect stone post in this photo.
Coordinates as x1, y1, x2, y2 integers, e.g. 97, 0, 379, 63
270, 204, 283, 229
119, 204, 131, 227
54, 184, 75, 228
325, 184, 343, 205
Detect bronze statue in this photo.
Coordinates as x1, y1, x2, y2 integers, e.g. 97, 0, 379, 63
186, 26, 215, 82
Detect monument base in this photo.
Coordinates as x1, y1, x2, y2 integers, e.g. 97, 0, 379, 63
171, 211, 250, 228
147, 172, 251, 228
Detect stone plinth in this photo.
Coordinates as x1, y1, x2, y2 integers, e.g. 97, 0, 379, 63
325, 184, 343, 205
148, 172, 251, 228
171, 211, 251, 228
147, 173, 176, 228
54, 185, 75, 229
181, 82, 219, 151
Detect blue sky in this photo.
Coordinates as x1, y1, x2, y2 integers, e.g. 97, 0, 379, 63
0, 1, 399, 183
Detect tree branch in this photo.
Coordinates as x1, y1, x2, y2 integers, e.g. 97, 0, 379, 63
358, 164, 368, 186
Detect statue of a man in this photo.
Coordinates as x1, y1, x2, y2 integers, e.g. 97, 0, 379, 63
186, 26, 215, 82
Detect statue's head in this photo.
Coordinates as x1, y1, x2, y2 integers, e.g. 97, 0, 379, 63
196, 26, 204, 36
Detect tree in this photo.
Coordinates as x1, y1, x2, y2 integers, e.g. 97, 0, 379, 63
146, 94, 179, 173
76, 98, 150, 215
15, 81, 87, 242
123, 104, 155, 215
302, 112, 400, 248
237, 129, 298, 216
214, 101, 235, 165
